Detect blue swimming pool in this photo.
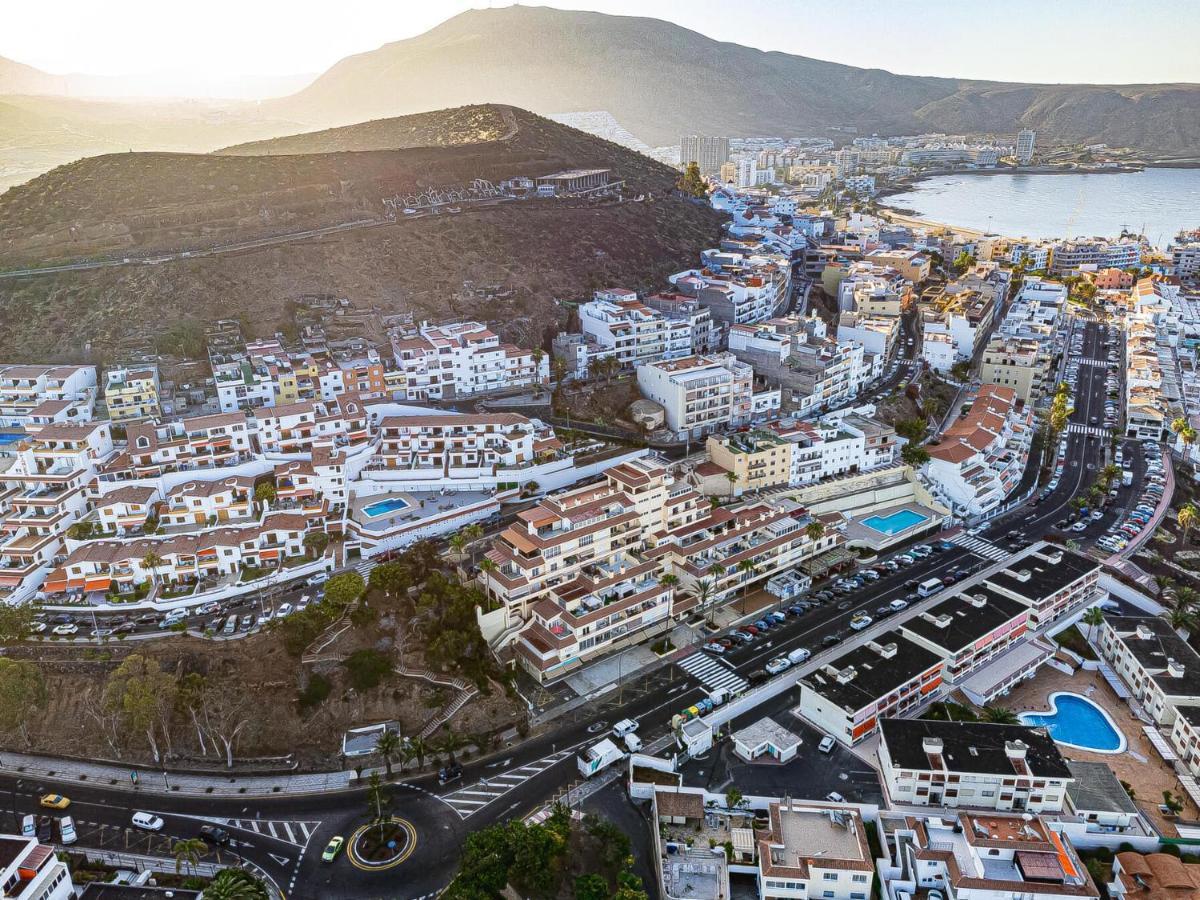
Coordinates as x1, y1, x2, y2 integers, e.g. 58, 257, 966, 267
861, 509, 928, 536
362, 496, 410, 519
0, 433, 25, 445
1019, 692, 1126, 753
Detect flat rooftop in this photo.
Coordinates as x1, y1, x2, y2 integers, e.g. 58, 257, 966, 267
804, 631, 941, 713
1102, 616, 1200, 696
880, 717, 1071, 779
901, 586, 1027, 653
984, 544, 1098, 606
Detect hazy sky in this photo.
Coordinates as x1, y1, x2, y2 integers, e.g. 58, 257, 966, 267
5, 0, 1198, 97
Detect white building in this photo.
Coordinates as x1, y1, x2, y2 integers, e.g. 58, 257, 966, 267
390, 321, 548, 401
0, 364, 97, 429
637, 353, 778, 440
1016, 128, 1036, 165
0, 834, 74, 900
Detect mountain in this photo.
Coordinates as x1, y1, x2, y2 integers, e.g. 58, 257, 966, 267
0, 55, 68, 95
0, 105, 723, 361
271, 5, 1200, 158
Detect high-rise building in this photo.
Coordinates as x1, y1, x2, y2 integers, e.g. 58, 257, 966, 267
679, 135, 730, 177
1016, 129, 1036, 165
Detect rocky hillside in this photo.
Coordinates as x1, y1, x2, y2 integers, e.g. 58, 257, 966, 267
0, 104, 723, 361
271, 5, 1200, 158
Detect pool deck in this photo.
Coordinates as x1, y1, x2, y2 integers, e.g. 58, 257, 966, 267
349, 489, 496, 533
844, 501, 943, 552
998, 666, 1198, 834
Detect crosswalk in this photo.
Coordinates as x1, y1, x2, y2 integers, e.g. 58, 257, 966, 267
221, 818, 320, 849
440, 748, 575, 818
1077, 358, 1110, 367
946, 533, 1011, 562
1067, 423, 1110, 437
676, 651, 750, 694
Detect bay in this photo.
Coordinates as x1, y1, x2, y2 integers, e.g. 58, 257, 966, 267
883, 167, 1200, 248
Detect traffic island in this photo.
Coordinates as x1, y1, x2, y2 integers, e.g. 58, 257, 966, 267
347, 817, 417, 871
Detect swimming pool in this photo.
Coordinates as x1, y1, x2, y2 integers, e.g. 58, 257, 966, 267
861, 509, 928, 536
362, 496, 410, 519
1019, 692, 1126, 753
0, 433, 25, 445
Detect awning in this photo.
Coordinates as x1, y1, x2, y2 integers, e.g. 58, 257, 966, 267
259, 549, 281, 560
65, 578, 87, 591
84, 575, 112, 592
43, 568, 68, 593
1143, 725, 1178, 762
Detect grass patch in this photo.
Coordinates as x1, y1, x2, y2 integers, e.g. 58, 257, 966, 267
1052, 624, 1097, 660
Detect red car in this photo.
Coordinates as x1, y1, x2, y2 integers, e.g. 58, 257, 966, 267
742, 625, 760, 636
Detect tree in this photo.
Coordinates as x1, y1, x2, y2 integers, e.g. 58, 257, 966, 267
103, 654, 177, 762
981, 706, 1019, 725
676, 161, 708, 199
950, 361, 971, 382
575, 873, 609, 900
1167, 605, 1196, 635
1174, 585, 1199, 615
659, 573, 679, 590
464, 523, 485, 565
253, 481, 277, 504
1163, 790, 1184, 815
302, 531, 330, 559
737, 559, 758, 613
403, 736, 430, 771
1082, 606, 1105, 629
725, 470, 739, 499
342, 649, 393, 692
0, 658, 45, 746
449, 533, 468, 562
695, 578, 716, 626
172, 837, 206, 875
140, 549, 165, 589
952, 250, 976, 273
895, 418, 927, 443
366, 771, 391, 827
1180, 505, 1199, 546
203, 867, 269, 900
194, 679, 255, 768
805, 521, 825, 543
923, 396, 946, 423
901, 443, 931, 467
369, 560, 410, 598
0, 602, 34, 642
436, 731, 469, 765
324, 571, 365, 610
725, 786, 747, 810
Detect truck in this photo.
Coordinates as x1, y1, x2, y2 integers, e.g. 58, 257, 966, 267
1122, 470, 1133, 487
577, 739, 624, 778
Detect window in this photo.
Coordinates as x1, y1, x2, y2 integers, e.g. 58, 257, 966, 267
852, 874, 868, 883
823, 873, 838, 881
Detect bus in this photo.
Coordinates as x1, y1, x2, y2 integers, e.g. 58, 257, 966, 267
917, 577, 944, 598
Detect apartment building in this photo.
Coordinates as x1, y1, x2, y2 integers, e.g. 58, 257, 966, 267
835, 262, 911, 316
103, 365, 161, 422
680, 134, 730, 176
637, 354, 779, 440
93, 485, 159, 535
0, 421, 113, 600
755, 801, 874, 900
50, 512, 308, 595
372, 413, 549, 477
979, 543, 1099, 630
787, 339, 874, 416
0, 364, 96, 429
924, 384, 1033, 518
389, 321, 548, 401
921, 332, 956, 373
980, 336, 1051, 404
0, 834, 74, 900
799, 630, 944, 744
999, 279, 1067, 344
1049, 239, 1141, 275
1171, 240, 1200, 283
114, 412, 254, 478
669, 258, 790, 327
878, 718, 1072, 812
865, 248, 931, 283
836, 311, 899, 360
1016, 128, 1036, 164
252, 395, 370, 454
1098, 615, 1200, 727
880, 810, 1099, 900
574, 292, 691, 370
159, 476, 256, 529
900, 586, 1030, 684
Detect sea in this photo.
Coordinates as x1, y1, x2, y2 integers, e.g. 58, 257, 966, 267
883, 167, 1200, 248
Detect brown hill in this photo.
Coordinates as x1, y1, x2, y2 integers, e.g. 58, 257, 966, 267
0, 104, 722, 362
272, 5, 1200, 158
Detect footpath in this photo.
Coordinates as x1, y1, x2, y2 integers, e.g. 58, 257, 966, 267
0, 750, 356, 797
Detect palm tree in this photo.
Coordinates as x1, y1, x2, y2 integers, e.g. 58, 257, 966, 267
172, 837, 206, 875
1173, 416, 1189, 437
463, 523, 485, 566
1180, 505, 1199, 546
404, 736, 429, 771
436, 731, 468, 765
1082, 606, 1105, 630
140, 550, 165, 590
1168, 605, 1196, 635
202, 869, 268, 900
659, 573, 679, 590
981, 706, 1019, 725
695, 578, 715, 626
448, 533, 467, 562
375, 729, 401, 779
1174, 585, 1200, 615
725, 471, 739, 499
804, 521, 825, 543
736, 559, 758, 614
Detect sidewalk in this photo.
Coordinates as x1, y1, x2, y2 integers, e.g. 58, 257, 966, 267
0, 750, 355, 797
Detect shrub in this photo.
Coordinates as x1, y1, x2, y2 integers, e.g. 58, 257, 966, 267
296, 673, 332, 712
342, 649, 393, 692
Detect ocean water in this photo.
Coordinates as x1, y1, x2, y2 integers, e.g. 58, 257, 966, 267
883, 167, 1200, 247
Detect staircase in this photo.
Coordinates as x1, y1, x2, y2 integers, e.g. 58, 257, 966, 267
418, 686, 479, 739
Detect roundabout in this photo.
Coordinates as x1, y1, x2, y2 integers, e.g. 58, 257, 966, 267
346, 816, 418, 872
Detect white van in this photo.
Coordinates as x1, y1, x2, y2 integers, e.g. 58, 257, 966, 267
20, 814, 34, 838
787, 648, 811, 665
612, 718, 639, 739
917, 577, 944, 598
623, 733, 643, 753
58, 816, 77, 844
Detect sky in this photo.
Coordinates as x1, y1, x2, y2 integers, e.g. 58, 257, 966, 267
4, 0, 1199, 98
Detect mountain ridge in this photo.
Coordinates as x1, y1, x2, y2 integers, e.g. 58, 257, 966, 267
270, 5, 1200, 157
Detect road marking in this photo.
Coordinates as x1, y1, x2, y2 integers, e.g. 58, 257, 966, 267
676, 652, 749, 694
268, 852, 291, 867
439, 748, 577, 818
946, 534, 1010, 562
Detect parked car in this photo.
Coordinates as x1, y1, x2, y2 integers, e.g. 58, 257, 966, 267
819, 735, 836, 753
199, 825, 231, 846
306, 572, 329, 587
132, 812, 164, 832
849, 614, 872, 631
703, 642, 726, 654
826, 791, 846, 803
765, 657, 791, 675
52, 623, 78, 636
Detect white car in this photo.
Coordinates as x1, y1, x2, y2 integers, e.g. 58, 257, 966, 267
765, 657, 791, 675
131, 812, 164, 832
849, 614, 873, 631
52, 623, 78, 636
889, 599, 909, 612
826, 791, 845, 803
819, 735, 836, 753
306, 572, 329, 587
276, 603, 293, 618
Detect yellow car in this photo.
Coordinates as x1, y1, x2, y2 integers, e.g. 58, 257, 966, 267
39, 794, 70, 810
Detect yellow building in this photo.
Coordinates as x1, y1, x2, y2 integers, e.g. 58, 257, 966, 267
104, 366, 161, 422
704, 430, 795, 495
979, 336, 1049, 404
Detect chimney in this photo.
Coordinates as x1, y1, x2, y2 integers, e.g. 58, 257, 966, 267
1168, 659, 1187, 679
1136, 623, 1154, 640
1005, 740, 1029, 761
836, 665, 858, 684
922, 736, 944, 755
965, 593, 988, 608
869, 640, 898, 659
